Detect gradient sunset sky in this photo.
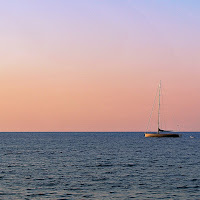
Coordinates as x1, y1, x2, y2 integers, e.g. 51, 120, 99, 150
1, 0, 200, 132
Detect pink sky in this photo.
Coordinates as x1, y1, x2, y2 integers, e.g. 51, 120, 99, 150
0, 1, 200, 131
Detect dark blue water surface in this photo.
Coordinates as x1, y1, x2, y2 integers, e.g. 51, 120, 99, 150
0, 132, 200, 199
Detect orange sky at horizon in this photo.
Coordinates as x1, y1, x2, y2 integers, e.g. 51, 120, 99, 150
0, 1, 200, 132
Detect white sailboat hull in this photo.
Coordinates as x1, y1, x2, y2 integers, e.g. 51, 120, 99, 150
145, 133, 180, 137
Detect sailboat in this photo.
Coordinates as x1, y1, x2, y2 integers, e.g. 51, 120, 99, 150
145, 81, 180, 137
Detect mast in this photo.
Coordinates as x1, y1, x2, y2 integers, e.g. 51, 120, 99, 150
158, 81, 161, 133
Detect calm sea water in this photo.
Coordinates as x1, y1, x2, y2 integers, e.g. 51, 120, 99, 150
0, 132, 200, 199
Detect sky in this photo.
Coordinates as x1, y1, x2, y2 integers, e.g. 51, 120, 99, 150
0, 0, 200, 132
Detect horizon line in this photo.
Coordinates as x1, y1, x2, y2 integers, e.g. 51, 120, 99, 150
0, 131, 199, 133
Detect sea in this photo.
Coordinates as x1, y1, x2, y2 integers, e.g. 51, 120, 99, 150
0, 132, 200, 200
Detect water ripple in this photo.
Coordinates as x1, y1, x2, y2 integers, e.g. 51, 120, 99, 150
0, 132, 200, 199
